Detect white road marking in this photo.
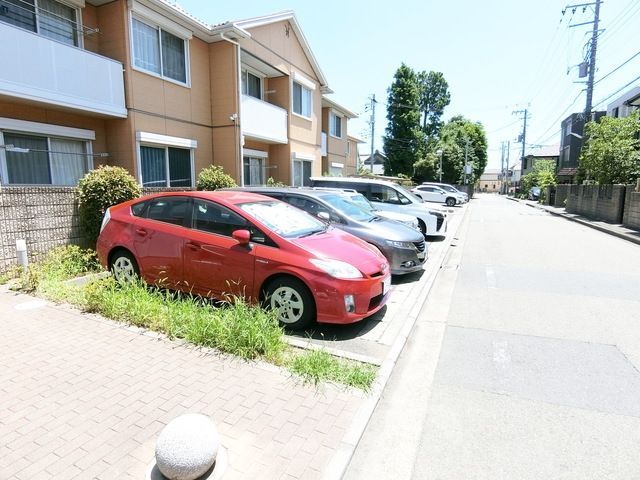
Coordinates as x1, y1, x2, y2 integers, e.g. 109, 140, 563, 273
492, 340, 511, 365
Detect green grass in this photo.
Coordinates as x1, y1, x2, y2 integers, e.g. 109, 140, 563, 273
287, 349, 377, 391
14, 245, 378, 390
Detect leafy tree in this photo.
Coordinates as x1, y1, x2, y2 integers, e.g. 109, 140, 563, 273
418, 71, 451, 142
427, 116, 487, 184
580, 112, 640, 184
520, 159, 557, 193
383, 64, 426, 176
413, 151, 438, 183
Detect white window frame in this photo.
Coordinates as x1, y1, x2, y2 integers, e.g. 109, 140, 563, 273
241, 66, 264, 100
129, 11, 191, 87
242, 148, 268, 186
1, 0, 83, 48
292, 153, 314, 187
329, 111, 343, 139
135, 132, 196, 187
0, 117, 96, 187
291, 72, 315, 120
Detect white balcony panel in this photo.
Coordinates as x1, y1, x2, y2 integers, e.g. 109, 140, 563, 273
321, 132, 327, 156
0, 23, 126, 118
241, 95, 288, 144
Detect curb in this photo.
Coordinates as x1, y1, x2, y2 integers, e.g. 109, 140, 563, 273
322, 205, 472, 480
521, 201, 640, 247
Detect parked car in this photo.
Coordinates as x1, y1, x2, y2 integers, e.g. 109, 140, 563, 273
230, 187, 427, 275
529, 187, 541, 200
420, 182, 469, 203
97, 191, 391, 330
411, 184, 458, 207
309, 177, 447, 237
337, 190, 421, 232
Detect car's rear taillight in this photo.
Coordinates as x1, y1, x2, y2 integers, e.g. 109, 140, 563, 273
100, 208, 111, 233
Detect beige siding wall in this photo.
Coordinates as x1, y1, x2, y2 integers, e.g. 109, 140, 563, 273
0, 100, 108, 155
345, 138, 359, 175
209, 41, 240, 181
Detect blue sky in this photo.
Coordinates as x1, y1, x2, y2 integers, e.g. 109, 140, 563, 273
178, 0, 640, 170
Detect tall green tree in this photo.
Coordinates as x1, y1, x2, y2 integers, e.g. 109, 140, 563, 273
580, 112, 640, 184
383, 64, 425, 176
427, 116, 487, 184
418, 71, 451, 142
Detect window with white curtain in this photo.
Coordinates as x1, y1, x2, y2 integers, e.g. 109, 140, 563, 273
0, 0, 79, 46
1, 132, 89, 185
293, 159, 312, 187
330, 113, 342, 138
132, 17, 187, 84
292, 81, 312, 118
140, 145, 192, 187
243, 156, 265, 186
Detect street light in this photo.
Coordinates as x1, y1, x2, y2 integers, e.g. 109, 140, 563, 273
436, 149, 443, 182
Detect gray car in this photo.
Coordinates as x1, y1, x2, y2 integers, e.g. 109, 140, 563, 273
231, 187, 427, 275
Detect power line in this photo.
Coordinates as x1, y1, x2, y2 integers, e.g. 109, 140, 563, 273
529, 90, 585, 146
592, 74, 640, 109
595, 49, 640, 84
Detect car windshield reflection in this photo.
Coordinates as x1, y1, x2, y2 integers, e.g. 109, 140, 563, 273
239, 201, 326, 238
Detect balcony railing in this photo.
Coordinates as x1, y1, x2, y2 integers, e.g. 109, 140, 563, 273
241, 95, 288, 144
0, 21, 126, 118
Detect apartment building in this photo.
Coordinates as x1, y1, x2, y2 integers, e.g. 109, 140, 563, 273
0, 1, 349, 188
320, 97, 357, 176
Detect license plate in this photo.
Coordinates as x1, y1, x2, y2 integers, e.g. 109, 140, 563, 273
382, 275, 391, 295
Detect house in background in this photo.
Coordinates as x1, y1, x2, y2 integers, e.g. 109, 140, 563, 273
557, 111, 605, 183
477, 169, 501, 192
607, 86, 640, 118
346, 135, 365, 175
522, 145, 559, 178
0, 3, 338, 188
320, 97, 357, 176
361, 150, 386, 175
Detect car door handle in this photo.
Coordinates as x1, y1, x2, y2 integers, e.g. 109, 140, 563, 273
135, 228, 147, 236
186, 241, 200, 250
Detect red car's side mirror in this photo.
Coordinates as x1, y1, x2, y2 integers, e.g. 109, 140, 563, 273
232, 229, 251, 245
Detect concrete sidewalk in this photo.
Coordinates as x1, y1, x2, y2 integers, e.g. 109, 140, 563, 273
507, 197, 640, 246
0, 291, 362, 480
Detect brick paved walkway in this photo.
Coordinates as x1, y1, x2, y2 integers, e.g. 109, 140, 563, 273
0, 291, 364, 479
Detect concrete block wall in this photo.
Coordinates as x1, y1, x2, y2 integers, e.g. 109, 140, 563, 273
565, 184, 626, 224
623, 184, 640, 229
554, 185, 570, 207
0, 187, 84, 272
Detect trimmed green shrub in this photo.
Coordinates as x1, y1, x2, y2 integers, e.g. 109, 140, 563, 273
266, 176, 287, 187
76, 166, 141, 246
197, 165, 237, 190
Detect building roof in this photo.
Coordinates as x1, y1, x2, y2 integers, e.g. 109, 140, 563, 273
321, 97, 358, 118
231, 11, 330, 92
526, 144, 560, 158
348, 135, 366, 144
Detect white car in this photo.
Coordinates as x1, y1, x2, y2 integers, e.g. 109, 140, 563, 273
411, 185, 458, 207
309, 177, 447, 237
421, 182, 468, 203
339, 191, 421, 232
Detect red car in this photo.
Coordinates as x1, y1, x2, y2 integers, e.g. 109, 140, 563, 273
96, 191, 391, 330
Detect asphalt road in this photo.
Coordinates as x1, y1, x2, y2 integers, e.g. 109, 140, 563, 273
345, 193, 640, 480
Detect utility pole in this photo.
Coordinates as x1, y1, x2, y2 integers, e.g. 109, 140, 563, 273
506, 140, 511, 194
566, 0, 601, 118
513, 108, 529, 168
369, 94, 377, 173
500, 141, 505, 194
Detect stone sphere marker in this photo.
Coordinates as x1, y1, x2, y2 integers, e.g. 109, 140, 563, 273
154, 414, 220, 480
